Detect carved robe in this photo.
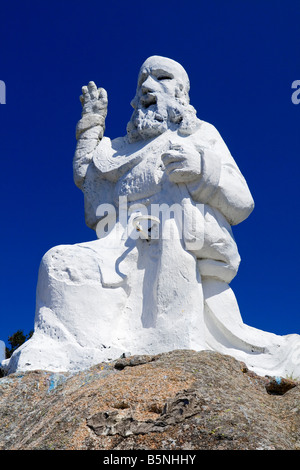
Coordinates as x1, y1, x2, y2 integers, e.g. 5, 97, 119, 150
4, 124, 300, 378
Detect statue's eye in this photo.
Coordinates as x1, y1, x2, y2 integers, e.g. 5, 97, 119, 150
157, 75, 172, 81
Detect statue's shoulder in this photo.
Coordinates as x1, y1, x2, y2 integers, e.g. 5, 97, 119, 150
185, 120, 240, 169
190, 120, 223, 142
189, 120, 231, 154
96, 135, 132, 157
110, 134, 145, 154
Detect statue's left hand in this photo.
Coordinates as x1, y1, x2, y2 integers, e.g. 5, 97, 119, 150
161, 143, 201, 184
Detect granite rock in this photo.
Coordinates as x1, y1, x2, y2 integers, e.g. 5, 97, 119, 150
0, 350, 299, 450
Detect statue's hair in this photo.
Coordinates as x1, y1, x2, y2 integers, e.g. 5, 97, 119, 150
172, 101, 201, 136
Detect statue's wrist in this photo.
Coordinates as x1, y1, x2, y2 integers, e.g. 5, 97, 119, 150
76, 113, 105, 139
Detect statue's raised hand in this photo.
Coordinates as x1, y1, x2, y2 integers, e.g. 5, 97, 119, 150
80, 81, 108, 116
76, 81, 108, 140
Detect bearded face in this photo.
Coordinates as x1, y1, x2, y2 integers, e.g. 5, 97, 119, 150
127, 56, 200, 143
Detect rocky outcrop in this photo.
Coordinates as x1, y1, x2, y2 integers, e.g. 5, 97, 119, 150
0, 350, 299, 450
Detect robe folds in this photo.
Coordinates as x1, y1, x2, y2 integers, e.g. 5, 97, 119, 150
4, 123, 300, 378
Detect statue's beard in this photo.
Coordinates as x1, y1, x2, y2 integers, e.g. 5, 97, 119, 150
126, 96, 186, 143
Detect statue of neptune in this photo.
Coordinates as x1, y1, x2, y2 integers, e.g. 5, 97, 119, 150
3, 56, 300, 377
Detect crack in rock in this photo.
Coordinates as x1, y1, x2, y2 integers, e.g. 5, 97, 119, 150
113, 354, 160, 371
87, 390, 205, 437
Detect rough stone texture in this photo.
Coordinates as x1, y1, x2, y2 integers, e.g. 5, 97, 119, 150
0, 350, 299, 450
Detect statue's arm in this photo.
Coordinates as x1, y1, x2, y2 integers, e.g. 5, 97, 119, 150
187, 129, 254, 226
73, 82, 108, 189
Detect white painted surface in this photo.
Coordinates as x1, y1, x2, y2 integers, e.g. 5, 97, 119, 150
2, 57, 299, 378
0, 341, 5, 364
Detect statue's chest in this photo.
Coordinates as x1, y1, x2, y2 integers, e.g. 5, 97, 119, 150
115, 135, 173, 201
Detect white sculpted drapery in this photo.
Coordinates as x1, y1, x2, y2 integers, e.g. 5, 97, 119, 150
3, 56, 300, 377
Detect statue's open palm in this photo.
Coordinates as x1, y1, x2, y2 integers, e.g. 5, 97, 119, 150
80, 81, 108, 116
76, 81, 108, 139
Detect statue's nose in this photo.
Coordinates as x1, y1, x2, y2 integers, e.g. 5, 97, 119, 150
141, 76, 157, 94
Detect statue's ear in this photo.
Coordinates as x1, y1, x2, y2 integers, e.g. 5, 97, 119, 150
178, 105, 201, 136
175, 85, 190, 105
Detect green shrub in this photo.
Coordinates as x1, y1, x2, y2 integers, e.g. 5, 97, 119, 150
5, 329, 33, 358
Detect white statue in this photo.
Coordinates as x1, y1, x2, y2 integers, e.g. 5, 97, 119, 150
3, 56, 299, 377
0, 341, 5, 365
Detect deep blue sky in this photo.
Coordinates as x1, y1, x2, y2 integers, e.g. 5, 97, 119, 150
1, 0, 299, 345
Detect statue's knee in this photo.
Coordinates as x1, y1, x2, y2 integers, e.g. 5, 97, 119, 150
40, 244, 101, 284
